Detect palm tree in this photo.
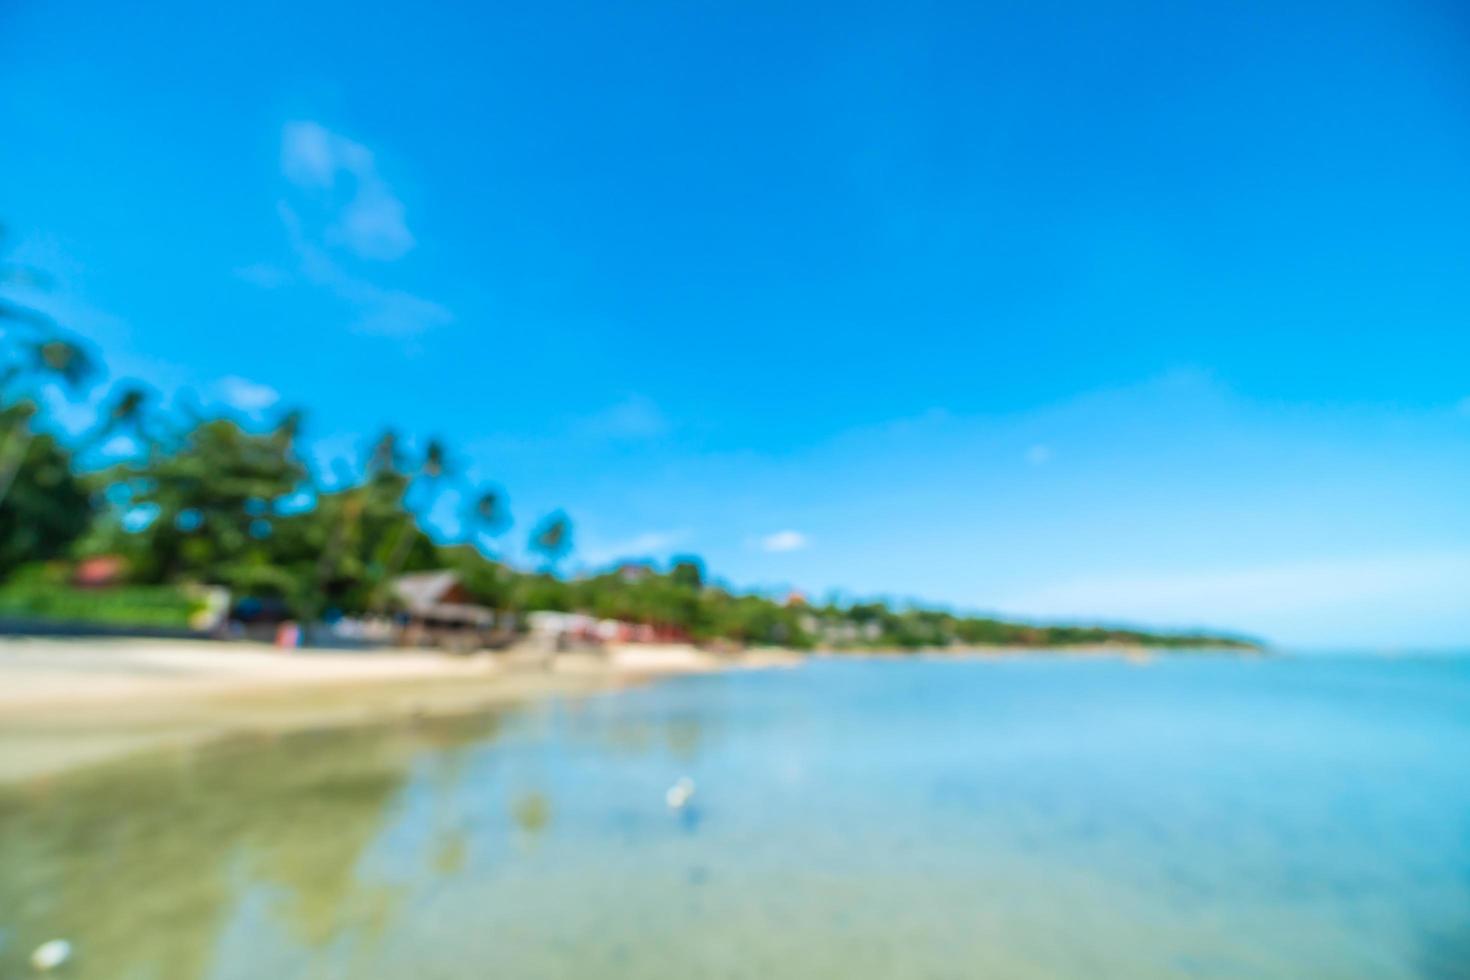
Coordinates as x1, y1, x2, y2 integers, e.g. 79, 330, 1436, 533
367, 430, 401, 478
465, 487, 511, 554
273, 409, 305, 452
421, 438, 447, 484
30, 339, 96, 389
0, 223, 56, 334
373, 438, 452, 610
0, 337, 99, 507
81, 385, 151, 457
528, 510, 573, 572
0, 230, 105, 508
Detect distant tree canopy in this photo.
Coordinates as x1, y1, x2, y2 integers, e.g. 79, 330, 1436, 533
105, 418, 307, 588
0, 229, 105, 576
528, 511, 572, 571
669, 556, 704, 591
0, 228, 1257, 652
0, 404, 92, 578
0, 390, 1257, 651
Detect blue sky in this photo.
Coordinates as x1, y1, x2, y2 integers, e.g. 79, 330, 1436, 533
3, 0, 1468, 647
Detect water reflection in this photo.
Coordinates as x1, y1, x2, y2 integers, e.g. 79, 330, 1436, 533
431, 830, 469, 876
558, 684, 715, 763
3, 659, 1465, 978
0, 692, 722, 979
0, 712, 510, 980
511, 791, 552, 839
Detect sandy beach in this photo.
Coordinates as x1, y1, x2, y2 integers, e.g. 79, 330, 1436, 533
0, 637, 801, 783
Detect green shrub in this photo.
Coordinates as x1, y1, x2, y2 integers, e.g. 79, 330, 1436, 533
0, 577, 205, 629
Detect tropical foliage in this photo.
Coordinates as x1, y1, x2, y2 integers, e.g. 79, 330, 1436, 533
0, 232, 1256, 651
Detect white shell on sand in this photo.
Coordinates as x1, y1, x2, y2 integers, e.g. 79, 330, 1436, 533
31, 939, 72, 971
665, 776, 696, 809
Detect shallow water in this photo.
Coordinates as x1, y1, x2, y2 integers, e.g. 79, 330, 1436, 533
2, 654, 1468, 978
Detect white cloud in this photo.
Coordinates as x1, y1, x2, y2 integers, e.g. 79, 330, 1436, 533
281, 121, 415, 261
281, 121, 338, 187
349, 283, 454, 339
276, 201, 452, 339
759, 530, 810, 553
216, 375, 280, 412
1025, 443, 1053, 465
1455, 396, 1470, 417
238, 125, 450, 342
581, 530, 689, 566
577, 394, 670, 441
332, 185, 412, 263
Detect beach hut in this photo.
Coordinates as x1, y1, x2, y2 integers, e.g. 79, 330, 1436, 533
390, 571, 498, 652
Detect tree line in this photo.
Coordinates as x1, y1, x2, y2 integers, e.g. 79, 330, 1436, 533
0, 232, 1256, 651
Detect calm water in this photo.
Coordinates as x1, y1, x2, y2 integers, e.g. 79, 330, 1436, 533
2, 654, 1469, 979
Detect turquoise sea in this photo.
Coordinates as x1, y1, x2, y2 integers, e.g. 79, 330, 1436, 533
3, 653, 1468, 978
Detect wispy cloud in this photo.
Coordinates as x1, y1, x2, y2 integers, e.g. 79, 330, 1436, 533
237, 123, 452, 342
581, 529, 689, 565
758, 530, 810, 553
281, 202, 450, 336
1024, 443, 1053, 465
274, 197, 452, 340
281, 121, 414, 261
215, 375, 280, 413
576, 394, 670, 441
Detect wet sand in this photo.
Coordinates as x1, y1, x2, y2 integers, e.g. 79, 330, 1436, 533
0, 637, 800, 783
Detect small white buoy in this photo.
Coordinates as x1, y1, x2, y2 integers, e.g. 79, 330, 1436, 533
31, 939, 71, 972
665, 776, 695, 810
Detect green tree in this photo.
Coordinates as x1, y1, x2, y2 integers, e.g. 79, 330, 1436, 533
669, 555, 705, 590
0, 404, 92, 579
105, 415, 307, 593
81, 384, 151, 455
528, 511, 573, 572
0, 230, 107, 512
373, 437, 451, 610
465, 487, 511, 553
0, 337, 99, 507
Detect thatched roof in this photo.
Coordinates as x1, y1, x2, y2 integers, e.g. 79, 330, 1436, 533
391, 570, 461, 610
391, 571, 492, 625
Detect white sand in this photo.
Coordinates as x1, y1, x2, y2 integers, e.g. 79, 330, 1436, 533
0, 636, 800, 783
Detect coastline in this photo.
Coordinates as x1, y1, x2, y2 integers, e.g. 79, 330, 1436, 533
0, 637, 1256, 785
818, 642, 1263, 660
0, 637, 800, 785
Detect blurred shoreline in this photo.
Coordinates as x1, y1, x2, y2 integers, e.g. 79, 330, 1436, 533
0, 637, 1259, 785
0, 637, 800, 784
